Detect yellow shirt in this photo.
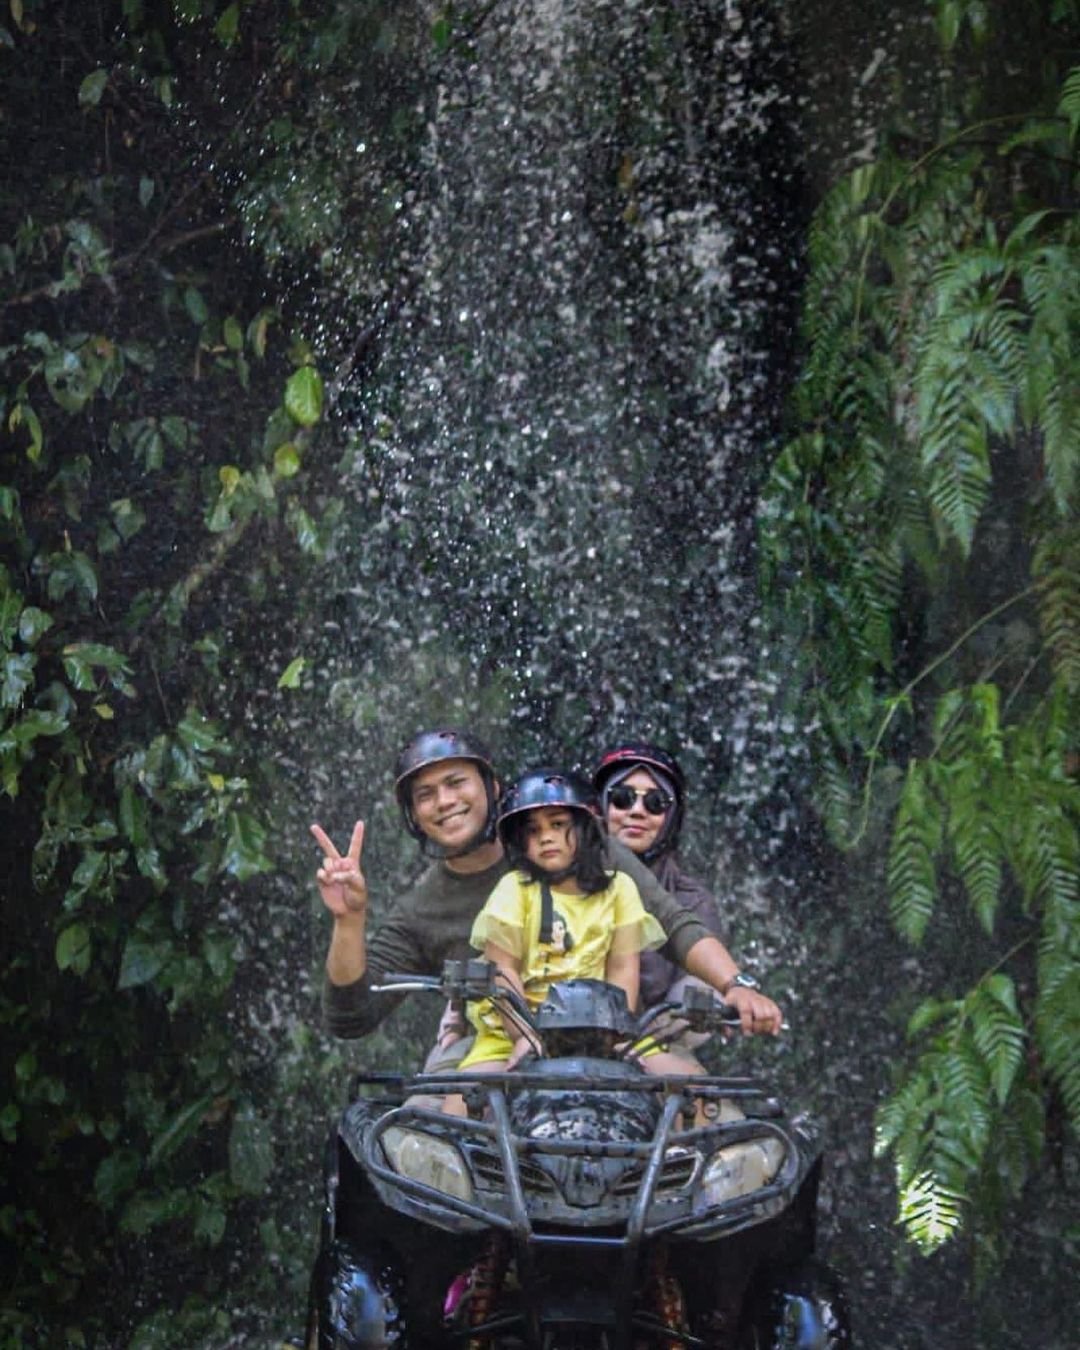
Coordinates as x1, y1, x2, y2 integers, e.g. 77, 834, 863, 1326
459, 869, 665, 1066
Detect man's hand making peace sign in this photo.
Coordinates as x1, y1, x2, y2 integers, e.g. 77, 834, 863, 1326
310, 820, 368, 919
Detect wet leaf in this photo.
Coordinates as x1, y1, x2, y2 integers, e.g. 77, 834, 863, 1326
94, 1148, 141, 1210
117, 933, 169, 989
2, 651, 35, 707
78, 69, 109, 107
148, 1093, 215, 1167
221, 810, 271, 880
18, 606, 54, 645
214, 2, 240, 48
276, 655, 305, 688
223, 315, 243, 351
183, 286, 208, 325
272, 441, 301, 477
284, 365, 323, 426
56, 922, 92, 974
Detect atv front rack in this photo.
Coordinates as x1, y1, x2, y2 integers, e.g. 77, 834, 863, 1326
349, 1068, 805, 1350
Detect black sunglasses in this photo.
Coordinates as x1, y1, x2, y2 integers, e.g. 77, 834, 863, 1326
607, 785, 671, 815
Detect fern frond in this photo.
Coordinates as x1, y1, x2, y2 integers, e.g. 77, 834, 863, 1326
1013, 796, 1080, 914
888, 760, 943, 943
875, 1060, 937, 1160
967, 976, 1025, 1105
815, 742, 858, 845
948, 781, 1003, 933
1033, 529, 1080, 690
989, 1082, 1044, 1200
937, 1034, 993, 1170
1035, 891, 1080, 1126
924, 427, 991, 554
1058, 64, 1080, 142
897, 1168, 965, 1253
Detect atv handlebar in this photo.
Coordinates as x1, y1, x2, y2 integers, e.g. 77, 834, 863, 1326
373, 959, 745, 1056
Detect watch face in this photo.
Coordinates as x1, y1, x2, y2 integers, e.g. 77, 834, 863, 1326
731, 972, 761, 991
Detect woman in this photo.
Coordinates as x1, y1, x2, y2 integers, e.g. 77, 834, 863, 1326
592, 741, 781, 1044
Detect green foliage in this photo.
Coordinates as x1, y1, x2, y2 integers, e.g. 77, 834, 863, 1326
0, 1, 352, 1341
761, 22, 1080, 1259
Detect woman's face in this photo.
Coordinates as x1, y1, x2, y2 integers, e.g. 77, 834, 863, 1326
522, 806, 578, 873
604, 767, 668, 856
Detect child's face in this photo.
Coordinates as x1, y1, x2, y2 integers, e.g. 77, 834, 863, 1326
522, 806, 578, 873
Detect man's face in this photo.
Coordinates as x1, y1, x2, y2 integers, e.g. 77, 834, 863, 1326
409, 758, 490, 851
604, 767, 667, 856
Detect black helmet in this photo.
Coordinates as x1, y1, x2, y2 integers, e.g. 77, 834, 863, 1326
495, 767, 598, 846
592, 740, 685, 861
394, 728, 497, 853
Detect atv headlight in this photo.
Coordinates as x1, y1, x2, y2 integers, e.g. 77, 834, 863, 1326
701, 1137, 785, 1206
381, 1126, 474, 1202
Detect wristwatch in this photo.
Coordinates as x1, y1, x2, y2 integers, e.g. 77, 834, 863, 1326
724, 971, 761, 994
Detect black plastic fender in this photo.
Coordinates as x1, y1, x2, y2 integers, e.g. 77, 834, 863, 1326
739, 1257, 851, 1350
308, 1239, 406, 1350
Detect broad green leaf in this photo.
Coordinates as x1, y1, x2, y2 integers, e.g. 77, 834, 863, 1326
48, 551, 99, 603
56, 922, 92, 974
276, 655, 305, 689
135, 843, 166, 888
432, 14, 451, 50
223, 315, 243, 351
193, 1196, 227, 1245
177, 708, 224, 754
284, 365, 323, 427
18, 606, 53, 645
272, 441, 301, 478
110, 497, 146, 541
219, 464, 241, 496
71, 849, 107, 892
0, 1103, 20, 1144
2, 651, 35, 708
183, 286, 208, 325
120, 1189, 189, 1236
8, 402, 43, 461
221, 810, 271, 880
94, 1148, 141, 1210
117, 933, 169, 990
0, 586, 22, 644
11, 708, 67, 743
215, 1, 240, 47
62, 641, 126, 689
78, 69, 109, 107
148, 1093, 215, 1167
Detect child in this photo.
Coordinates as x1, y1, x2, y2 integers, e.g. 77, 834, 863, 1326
454, 767, 666, 1079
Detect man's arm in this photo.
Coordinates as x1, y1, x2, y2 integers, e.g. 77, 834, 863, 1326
321, 906, 427, 1039
311, 818, 431, 1039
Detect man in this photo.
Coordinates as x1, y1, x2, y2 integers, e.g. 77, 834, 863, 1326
313, 728, 782, 1054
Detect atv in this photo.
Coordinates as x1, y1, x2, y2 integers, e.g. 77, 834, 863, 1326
307, 959, 849, 1350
